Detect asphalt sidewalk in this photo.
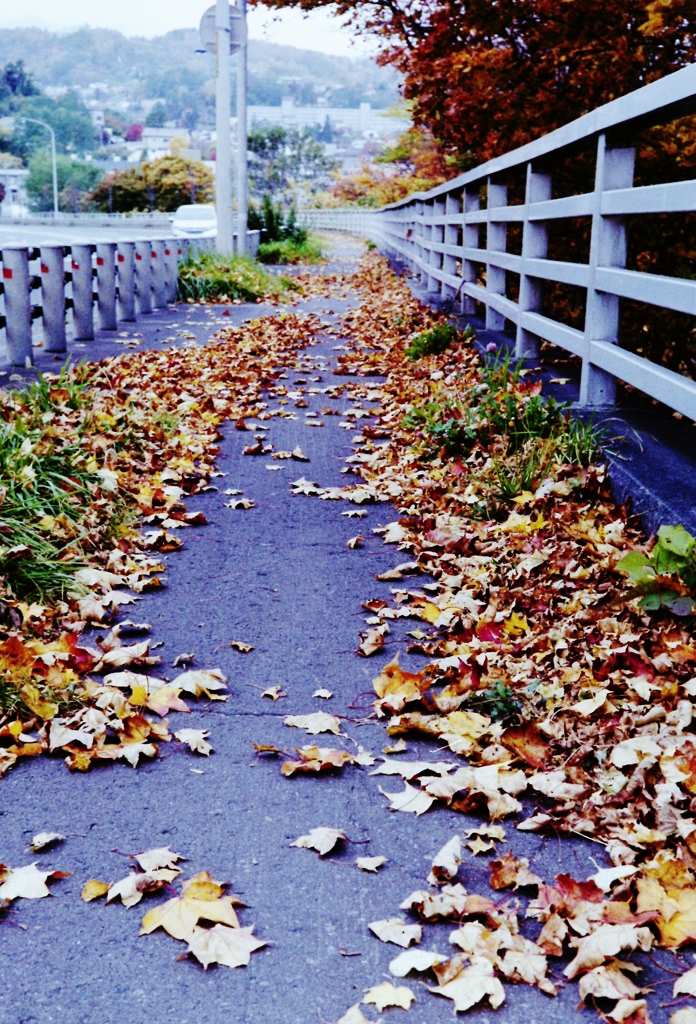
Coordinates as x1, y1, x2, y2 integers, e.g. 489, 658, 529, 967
0, 243, 668, 1024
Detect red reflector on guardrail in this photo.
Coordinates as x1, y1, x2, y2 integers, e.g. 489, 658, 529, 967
96, 257, 104, 266
2, 268, 12, 280
41, 264, 49, 274
72, 261, 79, 270
135, 254, 142, 260
151, 251, 156, 258
117, 254, 124, 262
165, 249, 170, 255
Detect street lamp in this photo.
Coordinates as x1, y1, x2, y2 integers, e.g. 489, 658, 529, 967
20, 117, 58, 218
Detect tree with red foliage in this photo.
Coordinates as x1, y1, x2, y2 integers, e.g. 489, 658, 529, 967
250, 0, 696, 164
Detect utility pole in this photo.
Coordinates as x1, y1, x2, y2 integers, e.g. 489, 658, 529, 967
236, 0, 248, 255
215, 0, 233, 253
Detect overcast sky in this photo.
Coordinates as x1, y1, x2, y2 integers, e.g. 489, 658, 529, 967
0, 2, 375, 58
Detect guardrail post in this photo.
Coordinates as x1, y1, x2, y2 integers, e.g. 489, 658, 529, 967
486, 178, 508, 330
117, 242, 136, 322
516, 164, 552, 358
134, 240, 152, 315
414, 200, 425, 279
40, 245, 67, 353
581, 134, 635, 407
462, 188, 480, 315
96, 242, 117, 330
164, 241, 177, 303
1, 247, 32, 366
71, 243, 95, 341
442, 193, 461, 301
151, 240, 167, 309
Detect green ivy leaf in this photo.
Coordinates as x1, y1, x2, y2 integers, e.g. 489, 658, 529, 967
657, 524, 695, 558
616, 550, 654, 583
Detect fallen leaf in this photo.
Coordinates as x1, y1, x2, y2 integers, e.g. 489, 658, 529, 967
380, 781, 435, 816
175, 728, 213, 756
313, 688, 333, 699
230, 641, 254, 653
336, 1005, 372, 1024
369, 917, 423, 948
291, 446, 310, 461
290, 827, 346, 857
356, 856, 387, 873
172, 653, 195, 668
262, 685, 287, 700
284, 712, 341, 736
81, 879, 109, 902
428, 836, 462, 884
565, 924, 653, 978
363, 981, 415, 1011
347, 536, 364, 549
0, 863, 65, 900
171, 668, 228, 698
30, 832, 65, 852
282, 746, 354, 776
187, 924, 266, 968
428, 956, 506, 1012
390, 948, 447, 977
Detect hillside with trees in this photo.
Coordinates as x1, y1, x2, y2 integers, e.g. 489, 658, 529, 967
0, 27, 401, 128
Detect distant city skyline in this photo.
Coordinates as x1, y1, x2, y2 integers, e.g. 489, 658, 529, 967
0, 2, 375, 59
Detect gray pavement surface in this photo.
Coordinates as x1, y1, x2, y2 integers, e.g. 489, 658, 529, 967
0, 242, 680, 1024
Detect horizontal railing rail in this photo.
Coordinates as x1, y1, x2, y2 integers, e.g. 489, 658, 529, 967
312, 63, 696, 419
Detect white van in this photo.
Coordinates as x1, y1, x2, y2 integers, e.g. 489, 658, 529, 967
171, 204, 217, 239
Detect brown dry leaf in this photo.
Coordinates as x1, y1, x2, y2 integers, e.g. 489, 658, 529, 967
281, 746, 354, 777
346, 536, 364, 549
372, 656, 431, 714
284, 712, 341, 736
290, 827, 346, 857
674, 963, 696, 997
291, 446, 310, 462
230, 641, 254, 653
389, 948, 447, 977
172, 669, 228, 698
140, 875, 242, 942
262, 685, 287, 700
671, 1009, 696, 1024
356, 856, 387, 873
357, 626, 387, 657
579, 961, 647, 1003
175, 729, 213, 756
81, 879, 109, 902
428, 836, 461, 884
363, 981, 415, 1011
565, 924, 653, 978
369, 917, 423, 948
655, 887, 696, 947
186, 924, 267, 969
313, 688, 333, 699
489, 852, 542, 891
428, 956, 506, 1012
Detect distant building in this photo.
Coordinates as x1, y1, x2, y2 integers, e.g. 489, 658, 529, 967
0, 166, 29, 217
141, 127, 191, 148
248, 100, 409, 140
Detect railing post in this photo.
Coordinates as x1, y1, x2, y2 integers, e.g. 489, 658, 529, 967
117, 242, 136, 322
425, 199, 442, 292
151, 240, 167, 309
71, 244, 95, 341
463, 188, 480, 315
134, 240, 152, 315
486, 178, 507, 330
442, 192, 461, 301
40, 245, 67, 353
164, 241, 177, 304
2, 247, 32, 366
414, 200, 425, 279
516, 164, 552, 358
96, 242, 117, 331
580, 133, 636, 407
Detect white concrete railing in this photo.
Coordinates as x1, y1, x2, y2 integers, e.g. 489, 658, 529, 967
298, 208, 380, 236
311, 64, 696, 418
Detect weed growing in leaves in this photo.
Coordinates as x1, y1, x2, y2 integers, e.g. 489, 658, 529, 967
177, 251, 298, 303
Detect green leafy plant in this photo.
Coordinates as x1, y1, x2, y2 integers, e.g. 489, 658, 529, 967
466, 681, 521, 721
617, 524, 696, 616
257, 237, 323, 265
177, 251, 297, 303
405, 322, 471, 361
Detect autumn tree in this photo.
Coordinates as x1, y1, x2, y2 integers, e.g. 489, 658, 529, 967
249, 0, 696, 163
88, 156, 214, 213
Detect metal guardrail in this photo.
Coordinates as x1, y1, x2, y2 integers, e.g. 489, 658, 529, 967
0, 236, 195, 365
0, 231, 261, 366
305, 64, 696, 418
298, 209, 379, 235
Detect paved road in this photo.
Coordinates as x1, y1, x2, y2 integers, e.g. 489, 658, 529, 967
0, 223, 176, 248
0, 249, 667, 1024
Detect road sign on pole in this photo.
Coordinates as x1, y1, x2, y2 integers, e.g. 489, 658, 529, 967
199, 4, 247, 55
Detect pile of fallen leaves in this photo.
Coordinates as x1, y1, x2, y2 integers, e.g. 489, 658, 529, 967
0, 310, 326, 776
274, 252, 696, 1024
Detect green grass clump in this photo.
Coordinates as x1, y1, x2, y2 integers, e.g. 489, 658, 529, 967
177, 252, 298, 303
406, 323, 470, 361
257, 237, 324, 265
